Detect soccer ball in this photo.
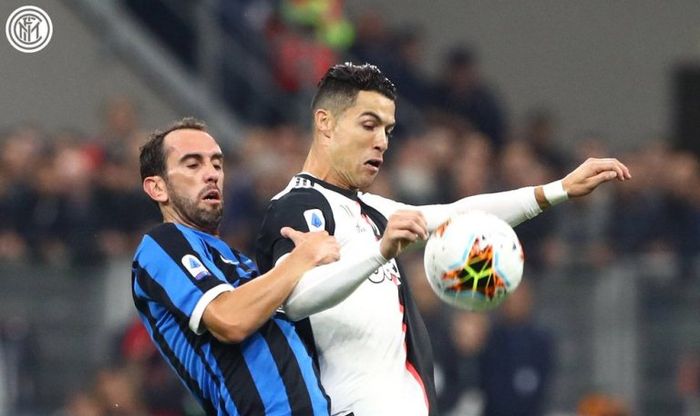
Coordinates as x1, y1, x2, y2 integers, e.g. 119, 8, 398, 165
423, 211, 524, 311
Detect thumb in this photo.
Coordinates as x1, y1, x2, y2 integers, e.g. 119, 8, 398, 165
280, 226, 304, 244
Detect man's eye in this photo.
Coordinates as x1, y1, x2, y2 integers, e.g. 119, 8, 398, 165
187, 164, 198, 169
363, 125, 375, 131
213, 164, 222, 170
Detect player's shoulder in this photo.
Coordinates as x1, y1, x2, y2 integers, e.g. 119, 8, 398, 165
271, 175, 323, 201
137, 223, 213, 260
144, 222, 181, 241
133, 223, 179, 264
268, 176, 331, 211
259, 176, 335, 236
135, 223, 179, 253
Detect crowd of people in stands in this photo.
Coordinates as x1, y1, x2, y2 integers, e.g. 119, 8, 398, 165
2, 91, 697, 415
2, 95, 698, 277
2, 1, 700, 415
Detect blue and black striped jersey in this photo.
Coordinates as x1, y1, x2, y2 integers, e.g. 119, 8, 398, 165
132, 223, 330, 416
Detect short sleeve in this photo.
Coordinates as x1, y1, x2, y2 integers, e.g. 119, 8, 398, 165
255, 188, 335, 273
132, 224, 233, 334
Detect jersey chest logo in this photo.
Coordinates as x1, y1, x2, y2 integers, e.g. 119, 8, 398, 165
340, 204, 382, 239
368, 259, 401, 286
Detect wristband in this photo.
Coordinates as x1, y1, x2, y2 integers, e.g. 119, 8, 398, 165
542, 180, 569, 206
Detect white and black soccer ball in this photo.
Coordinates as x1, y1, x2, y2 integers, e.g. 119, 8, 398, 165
423, 211, 524, 311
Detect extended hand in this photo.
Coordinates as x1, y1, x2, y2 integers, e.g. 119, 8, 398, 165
562, 157, 631, 197
281, 227, 340, 266
379, 210, 428, 259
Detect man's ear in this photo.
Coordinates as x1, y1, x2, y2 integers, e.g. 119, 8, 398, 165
143, 176, 168, 203
314, 108, 334, 139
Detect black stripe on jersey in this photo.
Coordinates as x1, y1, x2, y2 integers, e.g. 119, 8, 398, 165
231, 247, 257, 275
148, 223, 221, 293
136, 262, 273, 416
207, 246, 249, 286
256, 187, 336, 273
258, 319, 319, 416
206, 246, 260, 289
358, 199, 439, 414
394, 261, 439, 415
357, 199, 388, 233
132, 267, 217, 415
209, 336, 266, 415
293, 317, 329, 413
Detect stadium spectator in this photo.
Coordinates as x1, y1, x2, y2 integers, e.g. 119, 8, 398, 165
442, 311, 491, 416
479, 280, 555, 416
430, 46, 508, 150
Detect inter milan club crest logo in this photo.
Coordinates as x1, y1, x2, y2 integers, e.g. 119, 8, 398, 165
5, 6, 53, 53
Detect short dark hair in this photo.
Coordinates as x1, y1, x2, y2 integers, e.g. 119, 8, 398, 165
139, 117, 207, 181
311, 63, 396, 115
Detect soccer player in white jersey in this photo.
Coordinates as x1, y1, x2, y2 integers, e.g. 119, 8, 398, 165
256, 63, 631, 416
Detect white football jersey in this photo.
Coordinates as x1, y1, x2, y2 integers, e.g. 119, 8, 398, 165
256, 174, 436, 416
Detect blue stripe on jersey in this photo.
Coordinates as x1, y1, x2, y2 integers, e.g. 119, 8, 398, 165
275, 319, 330, 416
176, 224, 258, 283
133, 274, 223, 414
133, 223, 331, 416
136, 235, 225, 317
240, 333, 292, 415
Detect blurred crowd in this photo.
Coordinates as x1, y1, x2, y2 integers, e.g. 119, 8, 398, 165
2, 1, 700, 415
2, 96, 698, 279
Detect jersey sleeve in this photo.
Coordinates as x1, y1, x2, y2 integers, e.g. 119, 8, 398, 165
255, 188, 335, 273
132, 224, 233, 335
363, 188, 541, 230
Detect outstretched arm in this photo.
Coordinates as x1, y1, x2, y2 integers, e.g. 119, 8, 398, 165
398, 157, 632, 230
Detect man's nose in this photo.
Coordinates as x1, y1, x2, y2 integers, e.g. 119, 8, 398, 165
374, 130, 388, 153
204, 163, 220, 182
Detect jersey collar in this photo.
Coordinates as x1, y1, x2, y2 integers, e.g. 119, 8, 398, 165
296, 172, 359, 200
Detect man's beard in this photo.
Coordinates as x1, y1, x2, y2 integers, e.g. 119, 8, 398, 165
168, 186, 223, 233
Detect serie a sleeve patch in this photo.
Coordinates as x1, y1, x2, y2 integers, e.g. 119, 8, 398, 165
303, 209, 326, 231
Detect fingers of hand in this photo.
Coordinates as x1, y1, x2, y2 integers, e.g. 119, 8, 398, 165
309, 233, 339, 264
390, 229, 423, 244
388, 211, 428, 240
280, 226, 302, 243
321, 241, 341, 263
593, 158, 632, 180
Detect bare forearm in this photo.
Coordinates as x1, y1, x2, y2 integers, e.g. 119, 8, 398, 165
204, 254, 312, 342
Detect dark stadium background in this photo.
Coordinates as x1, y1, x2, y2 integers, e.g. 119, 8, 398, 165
1, 1, 699, 415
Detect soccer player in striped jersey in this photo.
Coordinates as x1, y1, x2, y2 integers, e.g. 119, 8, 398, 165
132, 118, 342, 416
255, 63, 631, 416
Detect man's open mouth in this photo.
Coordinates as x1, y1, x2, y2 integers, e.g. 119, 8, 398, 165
202, 189, 221, 201
365, 159, 383, 169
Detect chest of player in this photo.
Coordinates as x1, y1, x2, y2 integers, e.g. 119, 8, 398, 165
325, 199, 402, 288
331, 200, 382, 244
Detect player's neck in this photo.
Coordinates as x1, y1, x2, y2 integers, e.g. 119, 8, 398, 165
302, 149, 353, 191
